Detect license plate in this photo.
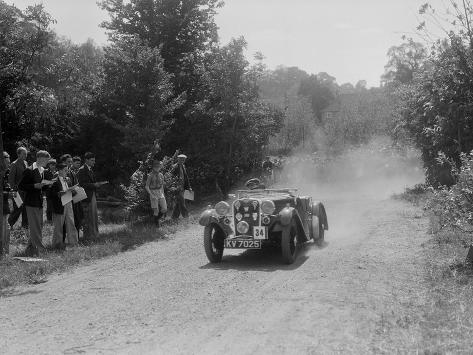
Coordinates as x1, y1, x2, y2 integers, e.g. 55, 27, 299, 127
224, 239, 262, 249
253, 227, 266, 240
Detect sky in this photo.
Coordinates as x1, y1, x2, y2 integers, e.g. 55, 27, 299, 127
7, 0, 449, 87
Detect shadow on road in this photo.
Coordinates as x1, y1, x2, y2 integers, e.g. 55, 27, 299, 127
200, 241, 328, 272
0, 289, 43, 298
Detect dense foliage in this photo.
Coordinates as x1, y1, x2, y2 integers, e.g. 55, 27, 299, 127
385, 2, 473, 187
0, 2, 103, 155
1, 0, 394, 212
428, 152, 473, 235
260, 66, 394, 154
0, 0, 284, 199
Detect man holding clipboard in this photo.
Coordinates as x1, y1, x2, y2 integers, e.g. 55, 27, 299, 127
77, 152, 108, 240
49, 163, 78, 248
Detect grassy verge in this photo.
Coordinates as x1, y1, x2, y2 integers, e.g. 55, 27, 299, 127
392, 183, 431, 206
418, 230, 473, 353
0, 216, 197, 294
387, 187, 473, 353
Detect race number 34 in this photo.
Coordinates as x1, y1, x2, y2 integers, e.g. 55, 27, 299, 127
253, 227, 266, 240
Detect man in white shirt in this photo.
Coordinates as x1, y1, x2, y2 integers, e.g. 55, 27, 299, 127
50, 163, 77, 249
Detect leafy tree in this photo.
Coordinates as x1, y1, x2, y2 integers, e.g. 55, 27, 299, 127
323, 89, 393, 152
382, 40, 427, 85
298, 74, 334, 121
387, 2, 473, 186
339, 82, 356, 94
355, 80, 367, 90
181, 38, 283, 192
0, 2, 55, 153
84, 34, 179, 183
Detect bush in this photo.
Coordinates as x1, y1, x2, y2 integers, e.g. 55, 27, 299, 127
427, 151, 473, 235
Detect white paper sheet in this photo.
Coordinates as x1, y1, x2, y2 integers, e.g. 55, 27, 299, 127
73, 187, 87, 203
13, 193, 23, 208
61, 190, 73, 206
184, 189, 194, 201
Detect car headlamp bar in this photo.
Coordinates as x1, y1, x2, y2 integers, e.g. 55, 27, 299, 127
261, 200, 276, 215
215, 201, 231, 216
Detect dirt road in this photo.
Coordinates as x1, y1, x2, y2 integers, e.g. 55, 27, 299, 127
0, 151, 430, 354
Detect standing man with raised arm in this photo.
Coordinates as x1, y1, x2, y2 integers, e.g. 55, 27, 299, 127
18, 150, 52, 256
8, 147, 28, 228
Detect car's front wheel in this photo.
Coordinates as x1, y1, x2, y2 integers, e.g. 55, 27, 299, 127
204, 224, 224, 263
281, 220, 299, 264
311, 215, 324, 245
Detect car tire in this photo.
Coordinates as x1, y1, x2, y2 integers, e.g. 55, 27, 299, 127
312, 204, 326, 245
281, 220, 298, 264
204, 224, 224, 263
316, 222, 324, 246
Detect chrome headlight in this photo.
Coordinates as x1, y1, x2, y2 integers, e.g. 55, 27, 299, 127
236, 221, 250, 234
215, 201, 231, 216
261, 200, 276, 215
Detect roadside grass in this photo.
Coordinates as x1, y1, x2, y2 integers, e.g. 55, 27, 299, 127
418, 231, 473, 353
0, 216, 198, 294
392, 183, 431, 206
386, 187, 473, 353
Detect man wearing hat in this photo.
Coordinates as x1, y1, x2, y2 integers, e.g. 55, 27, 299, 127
8, 146, 28, 228
18, 150, 52, 256
171, 153, 191, 219
1, 151, 12, 257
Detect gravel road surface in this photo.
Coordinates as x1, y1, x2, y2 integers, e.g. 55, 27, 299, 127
0, 154, 429, 354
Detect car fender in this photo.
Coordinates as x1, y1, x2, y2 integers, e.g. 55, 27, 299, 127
279, 207, 309, 242
312, 202, 328, 230
199, 208, 219, 227
279, 207, 295, 226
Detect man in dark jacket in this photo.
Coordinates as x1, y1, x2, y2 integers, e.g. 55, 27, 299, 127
7, 147, 28, 228
70, 156, 84, 237
2, 152, 12, 257
44, 158, 57, 222
77, 152, 102, 240
18, 150, 52, 256
171, 154, 192, 219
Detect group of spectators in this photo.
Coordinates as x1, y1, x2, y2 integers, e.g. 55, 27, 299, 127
1, 148, 105, 257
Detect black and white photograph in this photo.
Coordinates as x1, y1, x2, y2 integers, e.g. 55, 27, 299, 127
1, 0, 473, 353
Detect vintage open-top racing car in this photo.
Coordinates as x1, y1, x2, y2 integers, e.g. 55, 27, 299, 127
199, 179, 328, 264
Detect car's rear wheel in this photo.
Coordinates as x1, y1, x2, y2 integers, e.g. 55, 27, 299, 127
204, 224, 224, 263
281, 220, 298, 264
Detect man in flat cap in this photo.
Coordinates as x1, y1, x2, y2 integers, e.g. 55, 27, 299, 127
171, 153, 191, 219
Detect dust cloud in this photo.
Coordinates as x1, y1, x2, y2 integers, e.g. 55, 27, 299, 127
275, 136, 425, 203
